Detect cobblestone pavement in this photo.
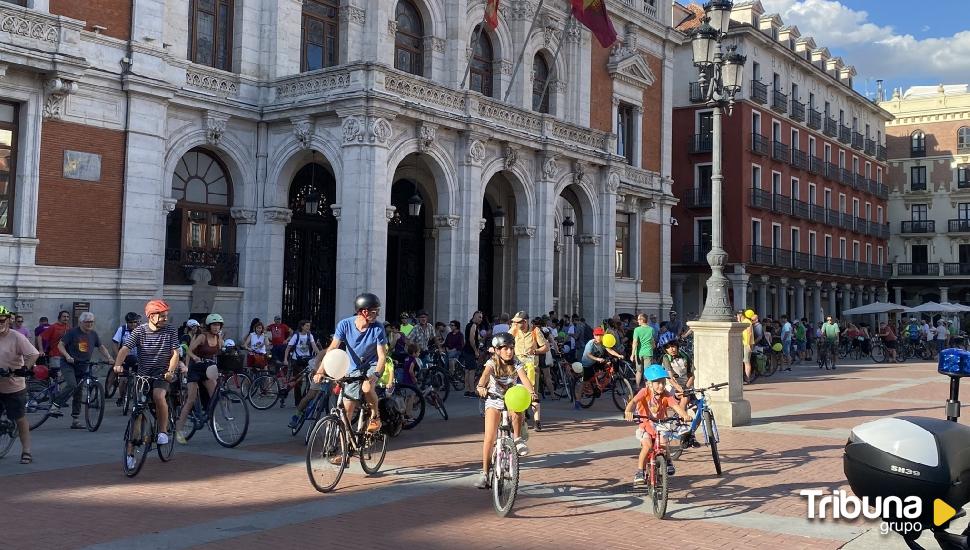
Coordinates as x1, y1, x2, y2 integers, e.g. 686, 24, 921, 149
1, 358, 957, 550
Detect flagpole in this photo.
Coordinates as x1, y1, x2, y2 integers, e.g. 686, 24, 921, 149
535, 13, 573, 112
503, 0, 546, 103
459, 19, 488, 90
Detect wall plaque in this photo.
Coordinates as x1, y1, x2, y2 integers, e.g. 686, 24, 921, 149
63, 150, 102, 181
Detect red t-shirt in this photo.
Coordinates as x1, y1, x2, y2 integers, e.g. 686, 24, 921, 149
267, 323, 291, 346
632, 387, 679, 428
41, 322, 70, 357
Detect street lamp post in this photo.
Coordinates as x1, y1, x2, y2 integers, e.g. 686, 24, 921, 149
690, 0, 745, 322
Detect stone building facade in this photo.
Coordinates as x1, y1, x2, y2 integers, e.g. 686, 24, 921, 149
0, 0, 678, 338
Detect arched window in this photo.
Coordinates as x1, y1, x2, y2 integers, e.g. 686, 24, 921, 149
302, 0, 339, 71
165, 149, 237, 286
189, 0, 234, 71
911, 130, 926, 157
532, 53, 550, 113
394, 0, 424, 76
959, 127, 970, 152
469, 29, 494, 97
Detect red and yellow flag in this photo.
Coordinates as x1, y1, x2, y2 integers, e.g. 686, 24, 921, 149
485, 0, 500, 30
571, 0, 618, 48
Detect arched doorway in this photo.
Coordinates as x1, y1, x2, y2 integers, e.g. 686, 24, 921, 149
282, 161, 338, 335
478, 200, 496, 318
386, 179, 427, 318
481, 171, 518, 317
554, 188, 584, 317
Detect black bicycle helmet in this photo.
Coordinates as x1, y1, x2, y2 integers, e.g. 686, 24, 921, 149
491, 332, 515, 349
354, 292, 381, 312
125, 312, 141, 323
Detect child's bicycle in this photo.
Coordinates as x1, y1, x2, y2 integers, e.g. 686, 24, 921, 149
667, 382, 728, 476
631, 413, 671, 519
481, 391, 520, 517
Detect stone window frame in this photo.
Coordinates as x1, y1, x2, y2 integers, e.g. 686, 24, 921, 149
168, 148, 236, 256
0, 101, 18, 235
394, 0, 425, 77
469, 27, 495, 98
301, 0, 340, 72
958, 126, 970, 152
188, 0, 235, 71
532, 52, 552, 114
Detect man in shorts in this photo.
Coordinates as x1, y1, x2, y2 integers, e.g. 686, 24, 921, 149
0, 305, 40, 464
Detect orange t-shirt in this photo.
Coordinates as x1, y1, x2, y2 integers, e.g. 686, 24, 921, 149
632, 387, 679, 428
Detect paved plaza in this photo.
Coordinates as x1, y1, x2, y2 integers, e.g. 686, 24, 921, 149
2, 358, 958, 550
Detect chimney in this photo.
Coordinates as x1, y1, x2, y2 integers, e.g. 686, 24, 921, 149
811, 47, 830, 70
826, 57, 844, 79
730, 0, 764, 27
876, 79, 884, 101
778, 25, 800, 49
795, 36, 816, 60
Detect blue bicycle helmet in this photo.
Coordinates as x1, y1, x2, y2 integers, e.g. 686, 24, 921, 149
658, 332, 678, 348
644, 364, 669, 382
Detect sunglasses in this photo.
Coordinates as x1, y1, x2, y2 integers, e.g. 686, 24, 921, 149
496, 345, 513, 350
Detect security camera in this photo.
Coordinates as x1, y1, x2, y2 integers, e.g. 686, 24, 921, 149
670, 217, 679, 226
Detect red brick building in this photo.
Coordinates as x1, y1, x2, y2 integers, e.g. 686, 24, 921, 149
669, 1, 892, 323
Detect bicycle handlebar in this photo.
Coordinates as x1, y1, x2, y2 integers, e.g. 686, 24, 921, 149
0, 367, 30, 377
682, 382, 728, 395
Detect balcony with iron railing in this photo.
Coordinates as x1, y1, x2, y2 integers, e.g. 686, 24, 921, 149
809, 204, 826, 223
164, 248, 240, 286
840, 168, 855, 186
865, 139, 876, 156
877, 145, 887, 161
751, 80, 768, 104
750, 245, 890, 279
689, 81, 710, 103
839, 125, 852, 144
790, 148, 808, 171
945, 263, 970, 276
949, 219, 970, 233
852, 131, 864, 150
750, 132, 769, 156
681, 244, 712, 265
689, 133, 713, 154
772, 140, 789, 162
790, 99, 805, 122
825, 162, 840, 181
772, 90, 788, 113
900, 220, 936, 234
824, 117, 838, 137
810, 156, 823, 175
791, 197, 810, 219
897, 263, 934, 276
749, 187, 773, 210
808, 108, 822, 130
854, 173, 867, 191
686, 187, 712, 208
773, 193, 792, 215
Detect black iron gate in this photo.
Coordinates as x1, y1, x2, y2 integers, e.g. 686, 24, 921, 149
386, 180, 426, 319
478, 201, 495, 319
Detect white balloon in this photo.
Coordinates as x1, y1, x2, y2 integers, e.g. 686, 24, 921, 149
571, 362, 584, 374
323, 349, 350, 379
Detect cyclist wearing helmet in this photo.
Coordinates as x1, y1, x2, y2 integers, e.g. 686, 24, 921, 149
575, 326, 624, 409
624, 365, 692, 486
659, 334, 693, 408
107, 312, 141, 407
175, 313, 224, 443
114, 299, 180, 468
473, 332, 537, 489
313, 293, 387, 434
0, 304, 41, 464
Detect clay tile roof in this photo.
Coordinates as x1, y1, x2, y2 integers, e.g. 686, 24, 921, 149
676, 2, 706, 32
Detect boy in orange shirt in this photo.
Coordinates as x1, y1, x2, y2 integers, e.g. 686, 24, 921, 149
624, 364, 692, 485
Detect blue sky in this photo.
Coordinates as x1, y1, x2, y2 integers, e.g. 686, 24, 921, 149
758, 0, 970, 98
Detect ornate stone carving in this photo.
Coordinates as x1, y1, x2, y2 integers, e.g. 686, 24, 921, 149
572, 160, 586, 184
230, 207, 257, 225
263, 207, 293, 225
493, 235, 508, 246
43, 78, 78, 120
330, 204, 341, 220
387, 20, 397, 36
185, 67, 239, 96
578, 234, 600, 246
551, 122, 610, 150
506, 0, 538, 20
418, 122, 436, 152
370, 117, 392, 145
204, 111, 229, 145
501, 60, 513, 75
1, 12, 59, 44
541, 154, 559, 180
385, 206, 397, 221
504, 143, 517, 170
340, 6, 365, 25
162, 197, 178, 213
275, 71, 350, 100
342, 115, 365, 143
385, 73, 466, 110
433, 214, 460, 228
468, 139, 487, 165
426, 36, 446, 54
291, 116, 313, 149
607, 171, 621, 193
478, 100, 542, 132
513, 225, 536, 238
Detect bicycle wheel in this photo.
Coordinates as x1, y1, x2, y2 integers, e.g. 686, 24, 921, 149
306, 416, 346, 493
0, 418, 17, 458
210, 389, 249, 448
396, 384, 425, 430
26, 382, 53, 431
358, 427, 388, 474
84, 381, 105, 432
123, 411, 152, 478
611, 377, 634, 411
104, 371, 118, 398
574, 379, 596, 408
428, 389, 448, 420
429, 368, 450, 402
304, 402, 326, 446
651, 455, 670, 519
703, 410, 722, 476
224, 372, 251, 397
248, 374, 281, 410
870, 344, 886, 363
157, 401, 176, 462
491, 437, 519, 517
919, 345, 932, 361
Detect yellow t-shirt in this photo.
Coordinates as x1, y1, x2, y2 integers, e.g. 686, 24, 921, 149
741, 319, 754, 347
510, 325, 546, 385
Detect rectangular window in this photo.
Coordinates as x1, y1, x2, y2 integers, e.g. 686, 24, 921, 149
911, 204, 928, 221
853, 241, 860, 261
824, 188, 832, 209
877, 206, 883, 223
791, 128, 799, 151
824, 101, 831, 117
772, 172, 781, 195
809, 136, 816, 156
866, 243, 872, 263
791, 228, 800, 252
616, 103, 636, 164
958, 203, 970, 220
912, 244, 928, 264
772, 223, 782, 249
809, 92, 815, 110
878, 246, 884, 265
696, 218, 713, 251
791, 82, 799, 99
865, 161, 871, 179
911, 166, 927, 190
791, 178, 799, 200
852, 156, 859, 173
751, 219, 762, 246
877, 167, 883, 183
839, 237, 847, 259
752, 164, 762, 189
0, 101, 17, 234
772, 120, 781, 142
959, 166, 970, 188
839, 150, 846, 168
773, 72, 781, 92
302, 0, 339, 71
824, 235, 833, 257
808, 183, 817, 205
839, 193, 846, 213
615, 214, 630, 277
189, 0, 234, 71
865, 202, 871, 220
752, 61, 761, 82
852, 198, 860, 217
824, 143, 832, 163
752, 111, 761, 133
809, 231, 817, 256
839, 109, 845, 125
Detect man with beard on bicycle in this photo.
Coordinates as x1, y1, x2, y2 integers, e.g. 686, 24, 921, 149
624, 365, 692, 485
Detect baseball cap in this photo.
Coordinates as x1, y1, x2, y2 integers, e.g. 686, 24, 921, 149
593, 327, 605, 336
511, 311, 528, 322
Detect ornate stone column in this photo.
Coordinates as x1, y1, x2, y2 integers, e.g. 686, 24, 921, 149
894, 286, 903, 305
941, 287, 950, 304
260, 206, 293, 322
431, 214, 460, 322
795, 279, 806, 320
454, 135, 488, 321
778, 277, 789, 317
828, 282, 838, 318
855, 284, 865, 309
757, 275, 768, 317
812, 281, 823, 324
532, 152, 561, 314
578, 234, 602, 321
231, 206, 259, 327
513, 224, 538, 313
841, 283, 852, 316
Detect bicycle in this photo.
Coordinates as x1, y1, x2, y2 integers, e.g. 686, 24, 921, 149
26, 360, 108, 431
817, 340, 836, 370
631, 413, 670, 519
289, 378, 331, 445
427, 348, 465, 393
415, 364, 448, 420
574, 357, 634, 411
305, 374, 388, 493
666, 382, 727, 476
248, 355, 301, 410
870, 337, 888, 363
180, 370, 250, 447
549, 351, 575, 400
0, 367, 27, 459
122, 374, 176, 477
479, 392, 520, 517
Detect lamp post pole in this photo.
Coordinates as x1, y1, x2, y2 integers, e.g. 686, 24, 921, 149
703, 67, 733, 321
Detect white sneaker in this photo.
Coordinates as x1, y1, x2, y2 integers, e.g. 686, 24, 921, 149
515, 437, 529, 457
126, 455, 136, 470
156, 432, 170, 445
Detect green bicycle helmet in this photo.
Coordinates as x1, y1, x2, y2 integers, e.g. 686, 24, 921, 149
205, 313, 224, 326
644, 364, 669, 382
0, 305, 10, 316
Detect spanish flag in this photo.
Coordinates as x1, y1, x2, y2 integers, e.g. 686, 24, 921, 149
571, 0, 618, 48
485, 0, 500, 30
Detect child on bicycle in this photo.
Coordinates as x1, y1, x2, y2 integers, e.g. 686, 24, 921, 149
658, 333, 693, 409
474, 332, 537, 489
624, 365, 692, 486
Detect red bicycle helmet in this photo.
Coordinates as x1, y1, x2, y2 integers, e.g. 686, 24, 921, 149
33, 365, 49, 381
144, 299, 170, 317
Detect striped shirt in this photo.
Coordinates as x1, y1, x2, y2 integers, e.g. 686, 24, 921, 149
123, 324, 178, 376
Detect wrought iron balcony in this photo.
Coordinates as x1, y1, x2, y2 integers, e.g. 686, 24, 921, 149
772, 140, 789, 162
841, 168, 855, 186
164, 248, 240, 287
792, 251, 813, 271
839, 125, 852, 144
911, 146, 926, 158
750, 132, 769, 156
773, 193, 792, 215
944, 263, 970, 276
689, 133, 713, 154
897, 263, 933, 276
826, 208, 841, 226
808, 109, 822, 130
852, 131, 864, 150
750, 245, 774, 265
865, 139, 876, 156
854, 216, 867, 233
809, 204, 826, 223
825, 162, 840, 181
791, 148, 808, 171
681, 244, 712, 264
824, 117, 838, 137
878, 183, 889, 198
877, 145, 887, 161
791, 198, 811, 219
686, 187, 712, 208
750, 187, 773, 210
790, 99, 805, 122
750, 80, 768, 104
772, 90, 788, 113
900, 220, 935, 233
911, 180, 928, 192
689, 82, 710, 103
949, 219, 970, 233
810, 156, 824, 175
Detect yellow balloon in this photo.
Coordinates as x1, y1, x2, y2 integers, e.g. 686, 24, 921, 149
603, 333, 617, 348
504, 385, 532, 413
744, 309, 756, 319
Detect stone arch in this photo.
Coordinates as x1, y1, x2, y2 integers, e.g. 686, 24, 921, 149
480, 156, 534, 226
386, 137, 459, 215
399, 0, 446, 43
554, 172, 600, 234
269, 135, 343, 208
163, 129, 253, 206
463, 7, 513, 64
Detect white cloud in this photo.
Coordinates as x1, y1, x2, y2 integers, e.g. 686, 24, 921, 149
758, 0, 970, 88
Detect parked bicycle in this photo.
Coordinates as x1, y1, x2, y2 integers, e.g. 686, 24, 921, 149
122, 374, 176, 477
574, 356, 634, 411
426, 348, 466, 393
305, 374, 388, 493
